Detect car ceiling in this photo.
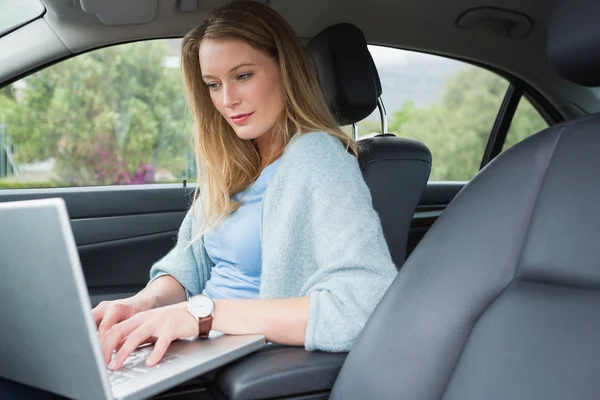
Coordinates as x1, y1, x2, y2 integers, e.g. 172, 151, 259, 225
1, 0, 598, 118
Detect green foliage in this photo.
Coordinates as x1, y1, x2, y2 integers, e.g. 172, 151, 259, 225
389, 66, 508, 180
388, 66, 547, 181
0, 87, 17, 122
0, 179, 62, 189
0, 44, 549, 189
503, 97, 549, 151
0, 40, 190, 186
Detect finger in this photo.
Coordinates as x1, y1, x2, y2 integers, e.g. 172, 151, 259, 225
98, 308, 124, 339
102, 318, 143, 365
145, 334, 173, 367
115, 335, 155, 353
99, 303, 139, 339
114, 336, 127, 353
92, 302, 107, 328
110, 322, 158, 370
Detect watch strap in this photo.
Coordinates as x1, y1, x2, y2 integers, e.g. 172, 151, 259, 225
198, 315, 213, 339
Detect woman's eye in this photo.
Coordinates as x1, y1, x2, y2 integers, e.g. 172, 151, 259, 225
237, 73, 253, 81
207, 82, 220, 90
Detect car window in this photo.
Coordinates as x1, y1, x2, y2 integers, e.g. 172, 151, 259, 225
0, 39, 192, 189
501, 96, 549, 152
355, 45, 510, 181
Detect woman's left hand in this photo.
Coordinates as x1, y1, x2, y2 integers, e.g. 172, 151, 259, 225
100, 302, 199, 370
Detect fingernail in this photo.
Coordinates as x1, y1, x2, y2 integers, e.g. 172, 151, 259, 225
145, 360, 153, 367
108, 361, 115, 370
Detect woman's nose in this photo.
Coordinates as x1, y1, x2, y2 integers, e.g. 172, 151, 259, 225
222, 84, 241, 108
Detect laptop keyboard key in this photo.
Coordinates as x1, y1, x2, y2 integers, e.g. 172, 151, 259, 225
106, 350, 182, 385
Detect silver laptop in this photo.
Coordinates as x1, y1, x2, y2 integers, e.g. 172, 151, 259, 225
0, 198, 265, 400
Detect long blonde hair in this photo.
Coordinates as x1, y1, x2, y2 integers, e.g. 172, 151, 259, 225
181, 0, 357, 233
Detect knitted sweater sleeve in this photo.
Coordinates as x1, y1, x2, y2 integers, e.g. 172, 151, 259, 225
148, 204, 212, 299
263, 132, 398, 352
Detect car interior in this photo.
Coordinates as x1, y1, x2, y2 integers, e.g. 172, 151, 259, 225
2, 0, 600, 398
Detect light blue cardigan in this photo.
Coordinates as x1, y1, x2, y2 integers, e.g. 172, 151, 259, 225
149, 132, 398, 352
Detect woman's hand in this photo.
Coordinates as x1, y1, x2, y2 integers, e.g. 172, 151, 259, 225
93, 296, 153, 339
101, 302, 199, 370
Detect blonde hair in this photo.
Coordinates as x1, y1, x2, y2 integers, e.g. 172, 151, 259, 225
181, 0, 357, 234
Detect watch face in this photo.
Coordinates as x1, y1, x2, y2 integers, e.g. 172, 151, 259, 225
189, 295, 214, 318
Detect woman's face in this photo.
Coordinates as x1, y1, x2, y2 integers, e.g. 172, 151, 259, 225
199, 39, 285, 152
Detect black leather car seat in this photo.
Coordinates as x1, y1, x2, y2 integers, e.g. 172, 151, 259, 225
330, 0, 600, 398
307, 23, 432, 268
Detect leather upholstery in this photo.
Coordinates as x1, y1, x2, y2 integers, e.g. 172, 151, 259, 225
547, 0, 600, 86
308, 23, 432, 266
215, 345, 346, 400
331, 117, 600, 399
358, 134, 432, 265
307, 23, 381, 125
331, 1, 600, 397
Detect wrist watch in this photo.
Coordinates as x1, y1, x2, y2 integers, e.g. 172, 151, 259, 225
187, 294, 214, 339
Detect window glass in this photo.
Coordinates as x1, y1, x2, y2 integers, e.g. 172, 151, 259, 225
0, 39, 193, 189
502, 96, 549, 152
356, 45, 510, 181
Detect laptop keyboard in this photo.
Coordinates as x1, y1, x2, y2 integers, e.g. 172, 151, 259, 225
107, 346, 182, 386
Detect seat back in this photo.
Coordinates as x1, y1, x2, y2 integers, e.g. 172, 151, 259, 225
331, 1, 600, 399
307, 23, 432, 267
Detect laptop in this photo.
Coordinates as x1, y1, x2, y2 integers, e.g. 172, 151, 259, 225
0, 197, 265, 400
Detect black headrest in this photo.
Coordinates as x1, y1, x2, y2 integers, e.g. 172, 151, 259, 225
307, 23, 382, 126
548, 0, 600, 86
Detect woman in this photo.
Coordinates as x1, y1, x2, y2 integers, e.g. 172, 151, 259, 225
93, 0, 397, 371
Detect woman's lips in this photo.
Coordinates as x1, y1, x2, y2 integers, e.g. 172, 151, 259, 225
231, 112, 254, 125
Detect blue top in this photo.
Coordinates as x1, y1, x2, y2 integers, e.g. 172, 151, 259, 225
201, 157, 282, 300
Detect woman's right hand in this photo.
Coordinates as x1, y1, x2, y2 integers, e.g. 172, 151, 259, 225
93, 296, 154, 339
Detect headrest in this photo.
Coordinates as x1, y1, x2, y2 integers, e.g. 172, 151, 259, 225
547, 0, 600, 86
307, 23, 382, 126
